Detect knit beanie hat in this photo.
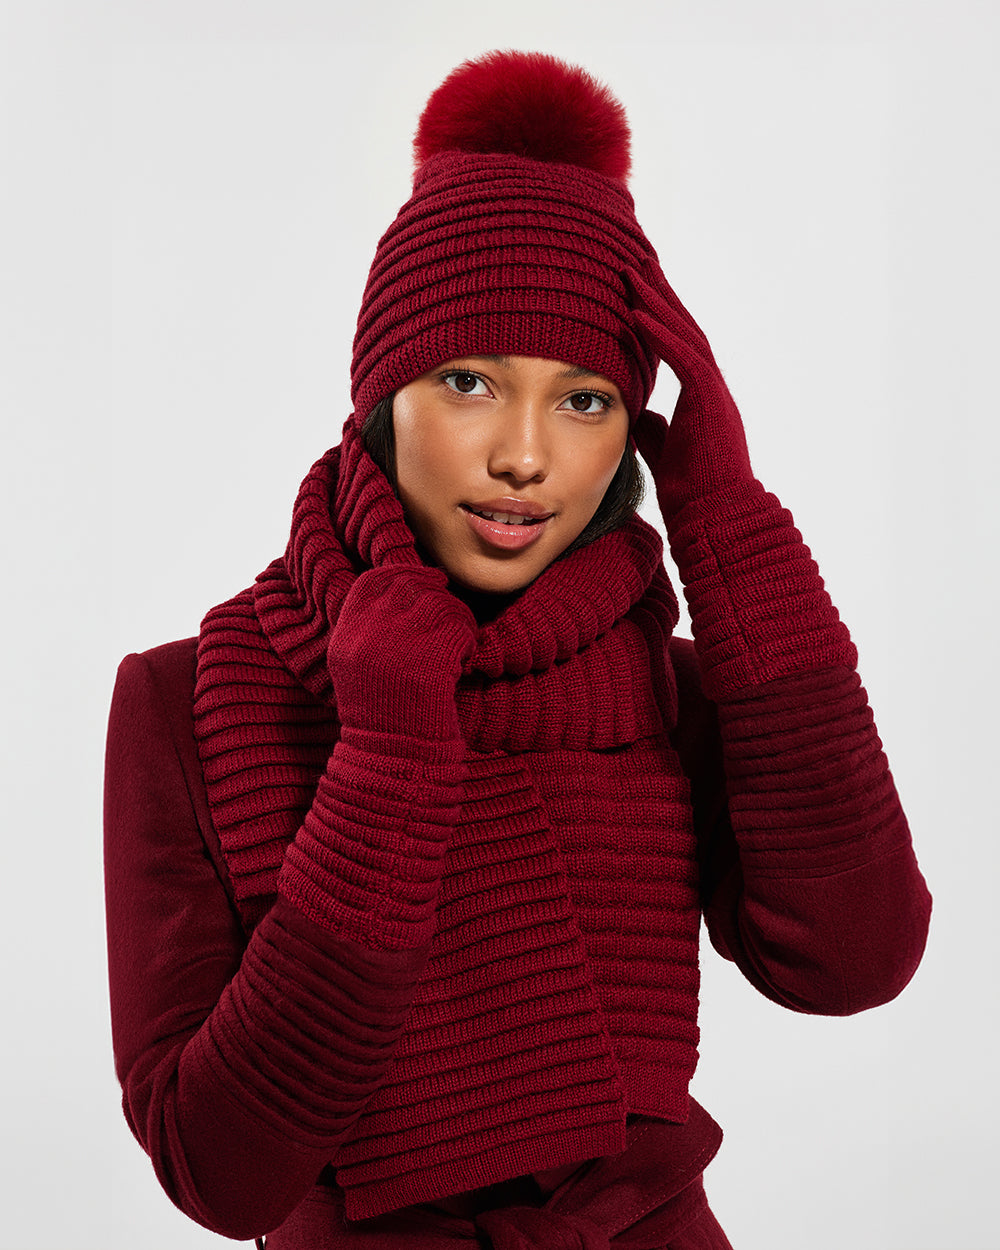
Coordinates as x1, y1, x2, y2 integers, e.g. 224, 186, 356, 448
350, 50, 662, 421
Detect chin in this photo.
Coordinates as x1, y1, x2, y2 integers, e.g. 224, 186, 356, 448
446, 554, 553, 598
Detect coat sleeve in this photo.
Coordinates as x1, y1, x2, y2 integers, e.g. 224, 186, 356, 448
669, 636, 931, 1017
103, 643, 460, 1240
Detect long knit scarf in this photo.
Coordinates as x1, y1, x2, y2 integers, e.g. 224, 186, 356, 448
194, 419, 704, 1219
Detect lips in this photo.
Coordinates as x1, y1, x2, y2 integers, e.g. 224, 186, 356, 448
466, 507, 544, 526
461, 498, 555, 551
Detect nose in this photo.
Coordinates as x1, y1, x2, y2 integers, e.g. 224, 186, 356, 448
486, 406, 549, 484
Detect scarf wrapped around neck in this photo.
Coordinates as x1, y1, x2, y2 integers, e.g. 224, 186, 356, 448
194, 418, 705, 1219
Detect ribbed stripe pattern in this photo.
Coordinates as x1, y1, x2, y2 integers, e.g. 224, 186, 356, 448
196, 589, 334, 927
192, 901, 426, 1150
668, 480, 857, 699
192, 424, 702, 1218
351, 152, 661, 419
330, 751, 629, 1214
717, 666, 911, 876
279, 728, 465, 948
528, 744, 701, 1119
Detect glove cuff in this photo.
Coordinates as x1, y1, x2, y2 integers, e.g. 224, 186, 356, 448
278, 728, 467, 948
334, 664, 465, 742
668, 480, 857, 699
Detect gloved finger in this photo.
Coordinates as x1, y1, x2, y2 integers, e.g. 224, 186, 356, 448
624, 264, 713, 358
631, 308, 717, 392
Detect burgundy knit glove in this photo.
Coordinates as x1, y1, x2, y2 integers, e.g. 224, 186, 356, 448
626, 262, 753, 521
329, 565, 478, 743
626, 262, 855, 697
279, 568, 476, 947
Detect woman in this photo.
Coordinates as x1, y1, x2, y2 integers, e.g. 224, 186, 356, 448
104, 51, 931, 1248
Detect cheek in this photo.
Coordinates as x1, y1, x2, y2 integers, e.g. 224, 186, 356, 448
573, 430, 629, 510
391, 409, 476, 538
394, 400, 486, 496
395, 429, 451, 507
392, 402, 435, 502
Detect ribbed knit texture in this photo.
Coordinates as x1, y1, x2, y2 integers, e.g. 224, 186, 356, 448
529, 746, 701, 1114
188, 414, 928, 1220
717, 666, 906, 870
279, 728, 466, 949
351, 152, 660, 419
193, 419, 699, 1218
668, 482, 857, 700
262, 1107, 722, 1249
190, 900, 423, 1151
330, 751, 630, 1210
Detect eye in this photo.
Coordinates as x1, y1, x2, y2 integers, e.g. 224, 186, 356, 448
561, 390, 613, 415
443, 370, 490, 396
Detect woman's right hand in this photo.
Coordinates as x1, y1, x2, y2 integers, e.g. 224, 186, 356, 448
329, 566, 478, 740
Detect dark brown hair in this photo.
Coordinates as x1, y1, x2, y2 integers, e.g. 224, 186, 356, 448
360, 394, 645, 557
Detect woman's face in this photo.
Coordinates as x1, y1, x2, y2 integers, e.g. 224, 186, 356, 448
392, 354, 630, 595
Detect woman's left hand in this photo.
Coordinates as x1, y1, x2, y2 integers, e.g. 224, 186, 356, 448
626, 263, 859, 698
626, 263, 755, 523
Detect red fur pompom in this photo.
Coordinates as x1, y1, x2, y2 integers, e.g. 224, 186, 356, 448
414, 50, 631, 182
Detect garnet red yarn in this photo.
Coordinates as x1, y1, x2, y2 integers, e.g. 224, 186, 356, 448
414, 49, 632, 182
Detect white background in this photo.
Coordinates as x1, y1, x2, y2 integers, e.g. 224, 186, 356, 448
2, 1, 998, 1247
